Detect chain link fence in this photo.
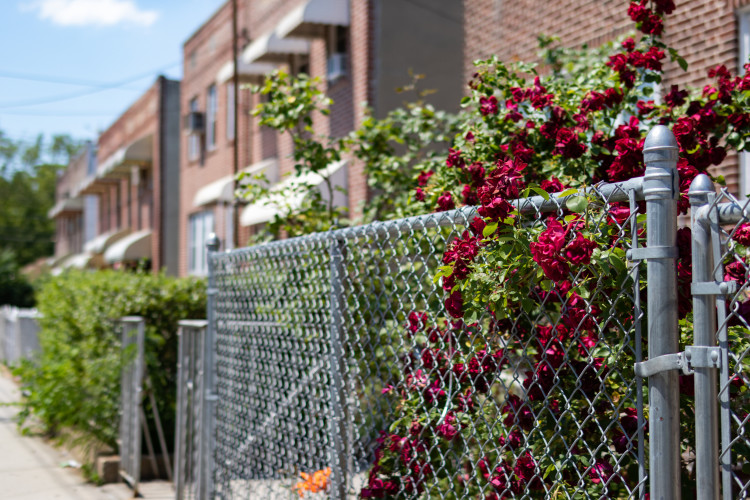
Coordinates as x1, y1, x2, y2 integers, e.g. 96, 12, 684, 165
208, 176, 648, 498
0, 306, 40, 365
166, 127, 750, 498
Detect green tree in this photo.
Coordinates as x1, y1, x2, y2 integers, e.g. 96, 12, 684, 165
0, 132, 83, 268
240, 71, 465, 240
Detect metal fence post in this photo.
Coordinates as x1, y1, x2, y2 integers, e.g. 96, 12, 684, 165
200, 233, 220, 500
643, 125, 681, 500
328, 237, 348, 500
688, 173, 720, 500
118, 316, 146, 496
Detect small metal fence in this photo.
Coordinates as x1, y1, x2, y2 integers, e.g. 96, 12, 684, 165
208, 181, 647, 499
0, 306, 40, 365
118, 316, 146, 495
175, 320, 208, 500
117, 316, 173, 496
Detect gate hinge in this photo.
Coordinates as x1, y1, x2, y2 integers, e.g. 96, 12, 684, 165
690, 281, 737, 296
626, 246, 678, 261
634, 346, 722, 377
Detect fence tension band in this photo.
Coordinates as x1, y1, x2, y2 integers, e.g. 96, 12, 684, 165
634, 346, 722, 377
626, 246, 678, 261
690, 280, 738, 296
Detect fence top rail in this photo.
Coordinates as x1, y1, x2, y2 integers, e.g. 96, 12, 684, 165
211, 176, 646, 261
178, 319, 208, 329
694, 197, 750, 226
118, 316, 145, 323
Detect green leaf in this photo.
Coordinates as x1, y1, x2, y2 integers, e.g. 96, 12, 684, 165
528, 186, 551, 200
609, 253, 627, 273
557, 188, 579, 198
677, 56, 688, 71
566, 196, 589, 213
483, 222, 499, 238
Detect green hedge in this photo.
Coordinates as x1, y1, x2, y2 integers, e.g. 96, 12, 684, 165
15, 269, 206, 451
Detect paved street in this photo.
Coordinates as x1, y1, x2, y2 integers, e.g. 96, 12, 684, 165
0, 372, 171, 500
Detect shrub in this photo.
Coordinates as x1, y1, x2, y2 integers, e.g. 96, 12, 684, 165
14, 269, 206, 452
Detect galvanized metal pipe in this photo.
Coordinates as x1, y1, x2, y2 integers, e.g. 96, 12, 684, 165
689, 174, 720, 500
202, 234, 220, 500
328, 238, 348, 500
643, 125, 681, 500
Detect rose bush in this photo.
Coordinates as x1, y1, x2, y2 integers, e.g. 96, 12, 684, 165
361, 1, 750, 498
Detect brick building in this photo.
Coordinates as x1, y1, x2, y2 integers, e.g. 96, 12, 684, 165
75, 76, 181, 274
178, 0, 464, 276
463, 0, 750, 194
51, 0, 750, 277
48, 141, 99, 273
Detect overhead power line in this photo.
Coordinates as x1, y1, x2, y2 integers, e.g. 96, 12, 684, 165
0, 60, 181, 110
0, 70, 145, 90
0, 109, 120, 117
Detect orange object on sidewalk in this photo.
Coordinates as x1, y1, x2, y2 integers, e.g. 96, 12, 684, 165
294, 467, 332, 497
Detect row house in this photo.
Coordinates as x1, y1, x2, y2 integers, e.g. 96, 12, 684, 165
48, 141, 99, 273
53, 77, 181, 275
53, 0, 750, 278
178, 0, 464, 276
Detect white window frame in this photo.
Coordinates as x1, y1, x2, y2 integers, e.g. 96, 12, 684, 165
188, 210, 215, 276
207, 84, 218, 151
226, 82, 235, 141
740, 7, 750, 197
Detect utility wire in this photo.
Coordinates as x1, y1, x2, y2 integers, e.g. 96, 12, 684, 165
0, 60, 181, 109
0, 109, 120, 117
0, 70, 145, 90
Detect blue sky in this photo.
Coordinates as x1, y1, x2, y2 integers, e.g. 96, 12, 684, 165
0, 0, 226, 144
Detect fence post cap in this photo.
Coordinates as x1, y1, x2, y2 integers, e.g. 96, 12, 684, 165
688, 173, 714, 196
206, 233, 220, 252
643, 124, 678, 152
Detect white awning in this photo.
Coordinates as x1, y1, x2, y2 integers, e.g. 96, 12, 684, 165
276, 0, 350, 39
240, 160, 348, 227
61, 252, 101, 269
241, 30, 309, 64
216, 60, 278, 84
48, 197, 84, 218
50, 252, 101, 274
83, 227, 131, 254
104, 230, 152, 263
193, 158, 279, 207
97, 134, 153, 179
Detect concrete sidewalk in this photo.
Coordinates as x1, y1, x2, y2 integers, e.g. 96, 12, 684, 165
0, 372, 172, 500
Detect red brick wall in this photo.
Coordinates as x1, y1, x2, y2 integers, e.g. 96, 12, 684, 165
180, 0, 253, 274
463, 0, 750, 194
347, 0, 375, 219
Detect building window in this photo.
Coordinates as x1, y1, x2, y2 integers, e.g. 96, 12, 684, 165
188, 210, 215, 275
188, 97, 200, 162
740, 7, 750, 197
207, 84, 218, 151
226, 82, 235, 141
189, 50, 197, 71
326, 26, 348, 82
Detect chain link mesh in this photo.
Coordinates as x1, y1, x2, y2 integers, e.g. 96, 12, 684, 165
210, 183, 645, 499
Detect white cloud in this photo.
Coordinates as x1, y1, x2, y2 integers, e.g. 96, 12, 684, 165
24, 0, 159, 27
